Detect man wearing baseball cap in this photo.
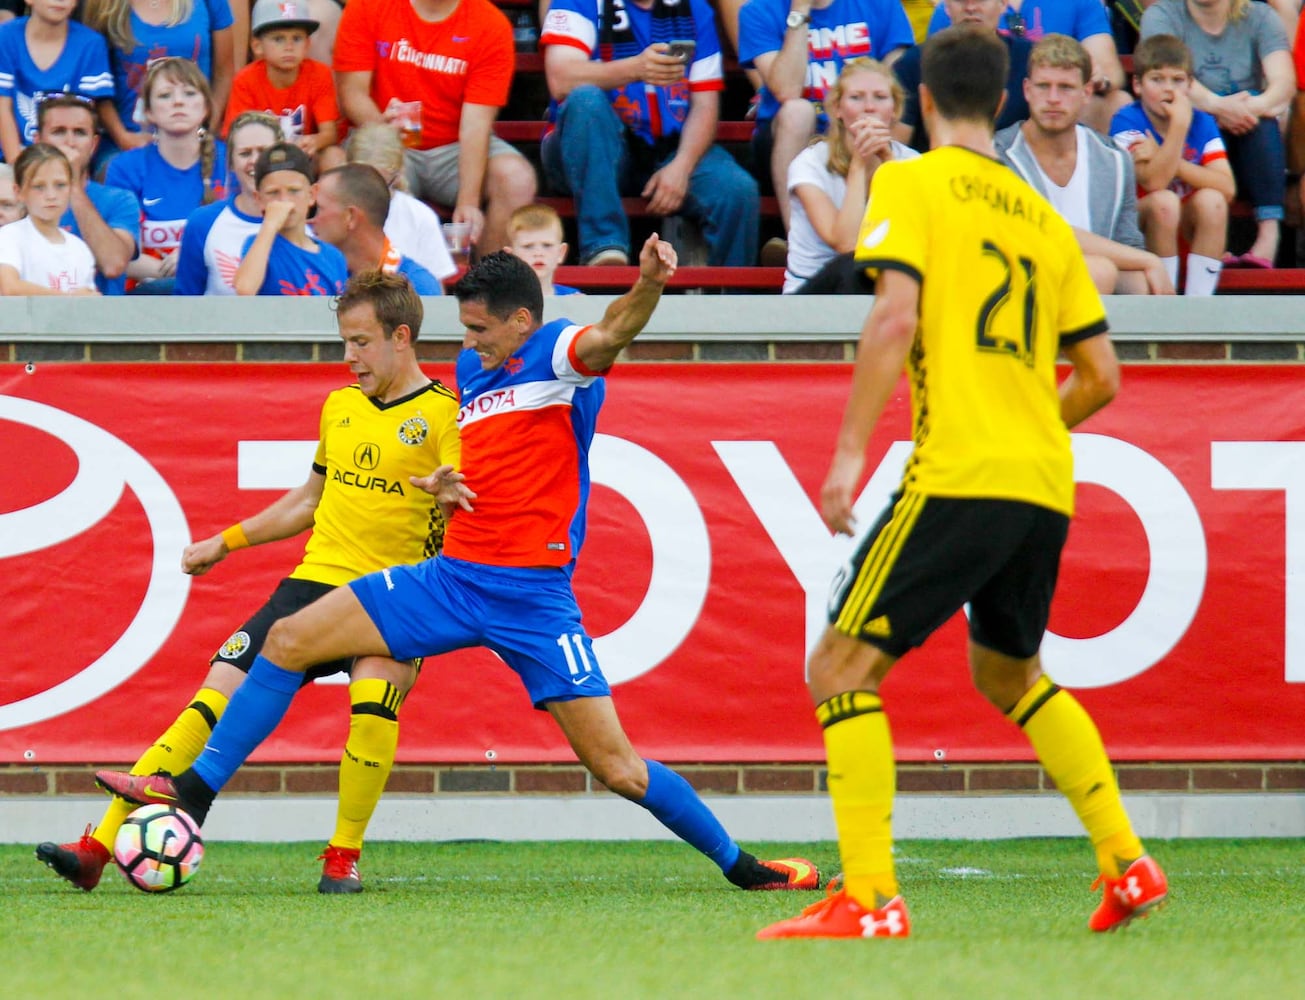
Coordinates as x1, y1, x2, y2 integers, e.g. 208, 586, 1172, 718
223, 0, 341, 163
234, 142, 349, 295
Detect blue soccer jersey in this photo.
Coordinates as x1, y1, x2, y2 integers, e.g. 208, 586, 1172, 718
541, 0, 724, 145
107, 0, 235, 140
0, 19, 113, 151
105, 142, 228, 267
240, 231, 348, 295
738, 0, 914, 127
60, 180, 140, 295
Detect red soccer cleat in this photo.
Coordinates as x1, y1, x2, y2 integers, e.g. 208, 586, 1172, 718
757, 884, 911, 939
35, 825, 112, 891
318, 845, 363, 894
94, 769, 179, 807
1089, 855, 1168, 932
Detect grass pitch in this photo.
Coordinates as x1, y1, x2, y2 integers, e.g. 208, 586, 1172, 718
5, 838, 1303, 1000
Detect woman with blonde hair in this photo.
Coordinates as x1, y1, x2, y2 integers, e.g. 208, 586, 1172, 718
344, 122, 457, 284
85, 0, 235, 163
783, 58, 918, 294
105, 57, 226, 293
175, 110, 283, 294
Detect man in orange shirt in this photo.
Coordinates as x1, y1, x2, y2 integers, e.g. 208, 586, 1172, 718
224, 0, 340, 162
335, 0, 537, 254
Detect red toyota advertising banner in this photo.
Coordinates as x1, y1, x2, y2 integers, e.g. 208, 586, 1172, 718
2, 362, 1303, 764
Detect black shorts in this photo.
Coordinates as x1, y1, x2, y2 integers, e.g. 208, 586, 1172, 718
210, 577, 354, 685
829, 494, 1069, 659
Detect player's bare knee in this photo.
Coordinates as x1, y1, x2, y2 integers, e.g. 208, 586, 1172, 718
587, 752, 647, 799
262, 618, 312, 669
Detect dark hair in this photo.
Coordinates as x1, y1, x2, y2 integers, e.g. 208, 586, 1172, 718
921, 26, 1009, 126
1132, 34, 1193, 78
320, 163, 391, 228
14, 143, 73, 187
333, 269, 424, 342
35, 94, 100, 134
452, 250, 543, 326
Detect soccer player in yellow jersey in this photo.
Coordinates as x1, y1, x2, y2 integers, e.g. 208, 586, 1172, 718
758, 26, 1168, 940
36, 270, 464, 894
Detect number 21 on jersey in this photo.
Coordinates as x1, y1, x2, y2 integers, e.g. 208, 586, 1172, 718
975, 239, 1038, 368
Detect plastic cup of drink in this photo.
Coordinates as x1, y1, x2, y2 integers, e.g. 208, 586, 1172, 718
443, 222, 472, 264
392, 100, 423, 148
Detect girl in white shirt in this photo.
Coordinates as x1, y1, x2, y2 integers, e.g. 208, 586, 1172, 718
784, 59, 919, 293
0, 142, 98, 295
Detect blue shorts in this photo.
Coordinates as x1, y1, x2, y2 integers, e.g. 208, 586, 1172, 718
350, 557, 611, 708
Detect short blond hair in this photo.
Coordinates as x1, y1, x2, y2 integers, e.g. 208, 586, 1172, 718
508, 203, 565, 241
1027, 34, 1091, 85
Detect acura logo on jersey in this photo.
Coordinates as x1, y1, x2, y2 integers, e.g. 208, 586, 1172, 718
353, 442, 380, 470
0, 397, 191, 732
398, 415, 429, 446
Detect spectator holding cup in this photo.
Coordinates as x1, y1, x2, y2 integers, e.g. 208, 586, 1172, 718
333, 0, 537, 255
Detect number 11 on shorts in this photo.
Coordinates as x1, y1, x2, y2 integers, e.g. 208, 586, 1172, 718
556, 633, 596, 682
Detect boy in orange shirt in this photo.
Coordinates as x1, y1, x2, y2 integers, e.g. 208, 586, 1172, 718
224, 0, 340, 163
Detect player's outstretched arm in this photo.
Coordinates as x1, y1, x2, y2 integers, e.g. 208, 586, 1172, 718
181, 472, 326, 575
1059, 333, 1120, 430
573, 233, 677, 372
821, 269, 918, 536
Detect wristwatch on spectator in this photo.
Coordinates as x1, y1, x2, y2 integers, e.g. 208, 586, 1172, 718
785, 8, 810, 29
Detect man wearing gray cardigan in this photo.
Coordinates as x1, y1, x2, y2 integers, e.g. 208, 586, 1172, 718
995, 34, 1173, 295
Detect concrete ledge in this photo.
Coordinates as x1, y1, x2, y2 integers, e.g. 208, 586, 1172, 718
5, 295, 1305, 342
3, 792, 1301, 843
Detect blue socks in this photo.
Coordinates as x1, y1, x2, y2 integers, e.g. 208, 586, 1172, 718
638, 759, 741, 872
190, 654, 302, 793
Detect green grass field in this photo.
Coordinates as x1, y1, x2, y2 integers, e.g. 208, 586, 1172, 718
5, 838, 1303, 1000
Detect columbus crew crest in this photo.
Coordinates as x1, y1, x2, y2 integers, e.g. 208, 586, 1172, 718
398, 415, 429, 446
218, 630, 252, 660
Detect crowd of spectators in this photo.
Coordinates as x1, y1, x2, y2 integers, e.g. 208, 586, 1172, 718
0, 0, 1300, 295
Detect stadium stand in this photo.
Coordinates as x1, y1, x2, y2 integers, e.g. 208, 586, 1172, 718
481, 4, 1303, 295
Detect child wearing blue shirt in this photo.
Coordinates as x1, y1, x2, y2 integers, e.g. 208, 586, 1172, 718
0, 0, 116, 164
234, 141, 346, 296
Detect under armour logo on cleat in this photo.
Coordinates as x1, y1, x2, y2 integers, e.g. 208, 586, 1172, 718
860, 910, 905, 937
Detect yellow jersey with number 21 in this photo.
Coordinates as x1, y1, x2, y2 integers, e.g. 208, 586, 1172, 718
854, 145, 1109, 517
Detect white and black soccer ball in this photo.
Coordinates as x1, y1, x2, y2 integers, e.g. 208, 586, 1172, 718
113, 804, 204, 893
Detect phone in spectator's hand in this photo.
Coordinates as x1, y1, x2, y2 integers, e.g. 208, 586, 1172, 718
666, 40, 696, 64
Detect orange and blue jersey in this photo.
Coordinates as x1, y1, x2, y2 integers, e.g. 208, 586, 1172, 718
541, 0, 724, 146
1111, 101, 1227, 201
442, 318, 606, 570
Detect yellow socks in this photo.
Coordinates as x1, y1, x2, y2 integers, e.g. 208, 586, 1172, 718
1009, 676, 1143, 878
818, 691, 899, 906
331, 678, 403, 851
93, 687, 229, 853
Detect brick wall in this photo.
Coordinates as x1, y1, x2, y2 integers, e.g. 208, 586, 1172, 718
4, 761, 1305, 801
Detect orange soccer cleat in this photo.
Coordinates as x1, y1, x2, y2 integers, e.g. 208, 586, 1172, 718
1089, 855, 1168, 932
757, 884, 911, 940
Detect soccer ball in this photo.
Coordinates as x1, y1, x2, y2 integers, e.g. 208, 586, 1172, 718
113, 804, 204, 893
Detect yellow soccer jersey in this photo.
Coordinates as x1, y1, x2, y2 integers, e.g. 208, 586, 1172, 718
854, 146, 1108, 516
292, 380, 461, 586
